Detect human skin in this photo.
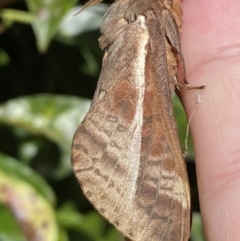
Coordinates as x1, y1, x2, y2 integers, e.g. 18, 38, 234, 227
181, 0, 240, 240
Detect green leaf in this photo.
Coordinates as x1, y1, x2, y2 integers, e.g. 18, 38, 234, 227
57, 4, 108, 77
0, 152, 55, 204
191, 212, 205, 241
0, 94, 91, 178
25, 0, 77, 52
57, 202, 123, 241
0, 154, 59, 241
83, 215, 122, 241
0, 204, 25, 241
57, 202, 83, 229
97, 226, 122, 241
0, 9, 33, 27
0, 48, 10, 66
58, 4, 107, 38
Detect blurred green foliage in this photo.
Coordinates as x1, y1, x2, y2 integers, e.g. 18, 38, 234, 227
0, 0, 205, 240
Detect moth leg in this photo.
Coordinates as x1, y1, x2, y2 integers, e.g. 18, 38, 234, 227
163, 10, 206, 91
162, 9, 188, 88
174, 80, 206, 91
163, 0, 183, 28
173, 80, 205, 104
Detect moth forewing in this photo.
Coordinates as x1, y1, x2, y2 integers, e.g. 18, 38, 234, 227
71, 0, 191, 241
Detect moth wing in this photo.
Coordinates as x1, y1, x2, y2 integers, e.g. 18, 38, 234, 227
72, 9, 190, 241
72, 16, 151, 239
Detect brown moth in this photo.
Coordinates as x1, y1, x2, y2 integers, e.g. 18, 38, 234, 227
71, 0, 204, 240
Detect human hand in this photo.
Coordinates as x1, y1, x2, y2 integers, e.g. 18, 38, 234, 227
181, 0, 240, 240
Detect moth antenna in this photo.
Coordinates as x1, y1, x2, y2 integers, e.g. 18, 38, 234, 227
184, 89, 204, 157
73, 0, 104, 15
